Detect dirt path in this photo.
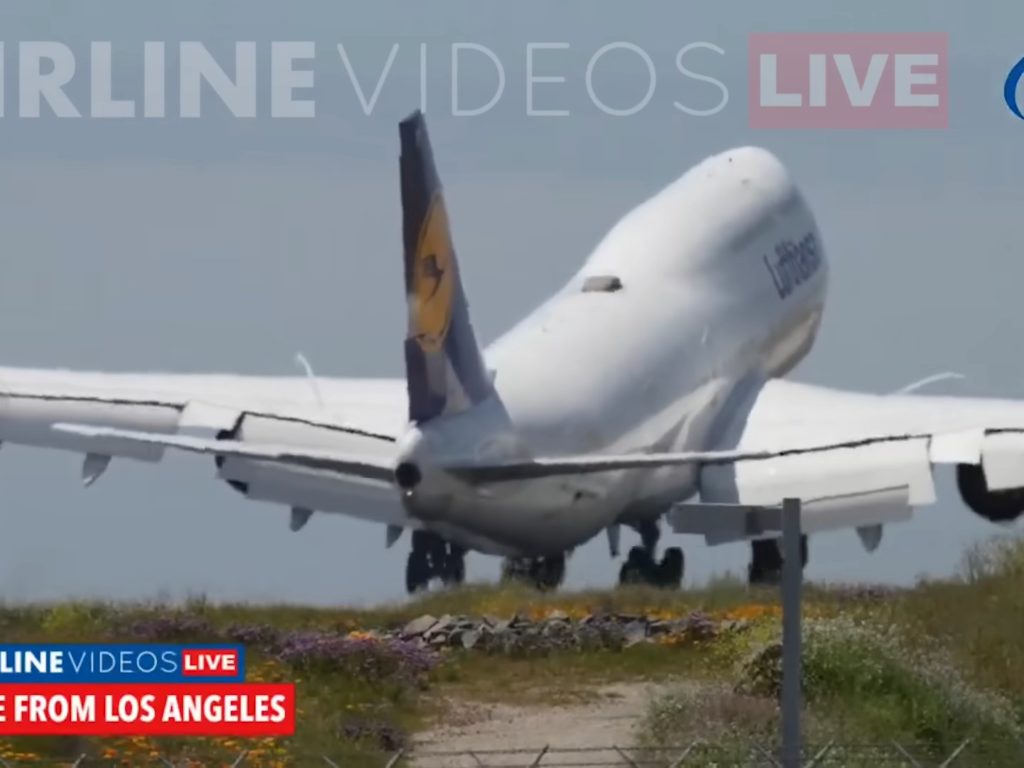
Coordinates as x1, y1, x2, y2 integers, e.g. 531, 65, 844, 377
411, 682, 671, 767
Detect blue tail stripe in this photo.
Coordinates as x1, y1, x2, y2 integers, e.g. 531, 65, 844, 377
399, 111, 495, 423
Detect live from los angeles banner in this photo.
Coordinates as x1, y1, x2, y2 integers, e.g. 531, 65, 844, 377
0, 644, 295, 736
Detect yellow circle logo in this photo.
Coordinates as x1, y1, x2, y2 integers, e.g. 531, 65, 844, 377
412, 196, 455, 352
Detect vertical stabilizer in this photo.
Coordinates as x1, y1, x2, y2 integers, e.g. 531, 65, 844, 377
399, 111, 494, 423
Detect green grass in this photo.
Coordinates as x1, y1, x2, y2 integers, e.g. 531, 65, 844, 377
2, 535, 1024, 765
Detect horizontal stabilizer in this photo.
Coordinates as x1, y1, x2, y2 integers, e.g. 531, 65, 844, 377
52, 423, 396, 483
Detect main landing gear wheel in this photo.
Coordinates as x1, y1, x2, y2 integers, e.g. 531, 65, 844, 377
618, 546, 685, 588
617, 520, 684, 589
405, 532, 467, 594
747, 536, 808, 586
500, 554, 567, 591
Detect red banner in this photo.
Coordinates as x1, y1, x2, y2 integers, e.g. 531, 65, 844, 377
0, 683, 295, 736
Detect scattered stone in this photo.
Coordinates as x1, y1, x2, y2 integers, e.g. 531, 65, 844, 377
623, 621, 648, 647
427, 615, 454, 637
402, 614, 438, 637
386, 608, 760, 653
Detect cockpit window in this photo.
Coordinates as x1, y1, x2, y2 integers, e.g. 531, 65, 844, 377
581, 275, 623, 293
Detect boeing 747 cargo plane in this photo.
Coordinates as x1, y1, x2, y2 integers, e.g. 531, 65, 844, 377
4, 111, 1024, 593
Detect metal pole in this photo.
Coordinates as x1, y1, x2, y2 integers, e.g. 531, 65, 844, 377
781, 497, 803, 768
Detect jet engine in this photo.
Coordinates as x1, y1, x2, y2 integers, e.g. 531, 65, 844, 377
956, 463, 1024, 523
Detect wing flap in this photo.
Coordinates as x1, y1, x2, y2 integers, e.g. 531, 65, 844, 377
669, 486, 912, 545
981, 432, 1024, 491
929, 428, 985, 464
699, 438, 936, 508
52, 423, 396, 483
179, 400, 243, 431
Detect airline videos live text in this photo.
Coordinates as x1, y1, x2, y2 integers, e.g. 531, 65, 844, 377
0, 644, 294, 736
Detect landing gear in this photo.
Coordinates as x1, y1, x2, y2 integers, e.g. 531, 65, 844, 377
747, 536, 808, 586
405, 531, 466, 593
500, 553, 566, 591
617, 521, 684, 588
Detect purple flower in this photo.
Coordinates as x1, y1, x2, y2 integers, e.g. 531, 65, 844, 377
275, 630, 439, 684
127, 614, 214, 641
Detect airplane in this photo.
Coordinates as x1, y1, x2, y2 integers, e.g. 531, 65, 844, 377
3, 110, 1024, 595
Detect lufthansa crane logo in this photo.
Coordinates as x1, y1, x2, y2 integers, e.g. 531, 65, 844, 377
412, 195, 455, 352
1005, 57, 1024, 121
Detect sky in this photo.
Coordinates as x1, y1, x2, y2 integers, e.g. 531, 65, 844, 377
0, 1, 1021, 605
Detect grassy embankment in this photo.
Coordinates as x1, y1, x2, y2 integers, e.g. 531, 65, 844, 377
1, 535, 1024, 766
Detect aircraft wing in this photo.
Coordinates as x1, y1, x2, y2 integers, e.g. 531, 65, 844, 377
445, 379, 1024, 544
51, 424, 396, 481
670, 379, 1024, 543
0, 366, 411, 527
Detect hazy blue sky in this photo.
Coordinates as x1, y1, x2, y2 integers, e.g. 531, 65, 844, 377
0, 1, 1021, 605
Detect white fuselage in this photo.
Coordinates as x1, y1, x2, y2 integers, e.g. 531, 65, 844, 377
0, 145, 825, 561
401, 146, 828, 556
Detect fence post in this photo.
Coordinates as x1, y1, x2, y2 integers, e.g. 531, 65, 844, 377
613, 746, 640, 768
528, 745, 550, 767
938, 739, 971, 767
781, 497, 803, 768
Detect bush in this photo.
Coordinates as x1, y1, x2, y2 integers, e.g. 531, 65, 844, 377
734, 616, 1023, 757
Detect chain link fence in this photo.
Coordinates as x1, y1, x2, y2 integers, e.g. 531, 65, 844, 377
2, 740, 1023, 767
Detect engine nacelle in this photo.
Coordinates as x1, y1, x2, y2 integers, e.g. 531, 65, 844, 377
956, 463, 1024, 523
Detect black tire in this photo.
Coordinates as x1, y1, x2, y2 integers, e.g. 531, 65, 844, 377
405, 549, 430, 594
626, 545, 654, 569
535, 554, 565, 591
657, 547, 684, 588
422, 535, 447, 579
501, 557, 536, 585
442, 547, 466, 586
618, 562, 642, 586
619, 546, 656, 586
749, 539, 784, 586
748, 537, 806, 586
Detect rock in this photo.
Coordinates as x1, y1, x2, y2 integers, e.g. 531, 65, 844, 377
623, 621, 648, 647
402, 614, 437, 637
721, 619, 750, 634
426, 614, 454, 638
394, 610, 731, 654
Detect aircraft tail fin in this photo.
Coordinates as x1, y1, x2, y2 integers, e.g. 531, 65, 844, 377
399, 110, 495, 424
